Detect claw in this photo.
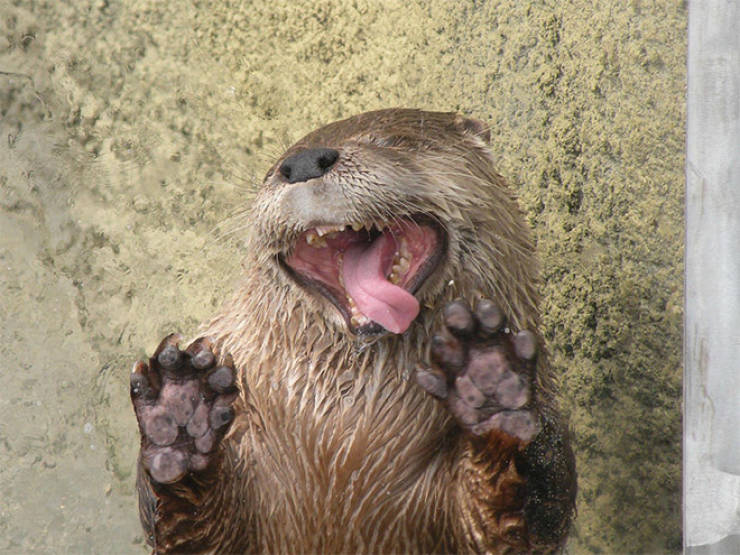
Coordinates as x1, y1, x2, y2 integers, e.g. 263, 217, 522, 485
157, 344, 181, 369
475, 299, 504, 335
153, 333, 183, 360
431, 331, 465, 370
130, 361, 156, 400
513, 330, 537, 361
415, 366, 448, 399
208, 366, 236, 393
443, 300, 475, 335
210, 405, 234, 430
187, 336, 216, 370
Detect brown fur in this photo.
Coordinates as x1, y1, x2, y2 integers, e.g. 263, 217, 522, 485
137, 109, 575, 553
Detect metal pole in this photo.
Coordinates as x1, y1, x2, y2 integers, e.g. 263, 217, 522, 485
685, 1, 740, 552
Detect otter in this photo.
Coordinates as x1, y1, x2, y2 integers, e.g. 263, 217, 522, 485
130, 108, 576, 553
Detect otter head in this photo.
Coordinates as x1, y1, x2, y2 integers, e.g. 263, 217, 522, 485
249, 108, 535, 337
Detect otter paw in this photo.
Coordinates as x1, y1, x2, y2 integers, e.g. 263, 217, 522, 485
130, 334, 238, 484
416, 299, 540, 442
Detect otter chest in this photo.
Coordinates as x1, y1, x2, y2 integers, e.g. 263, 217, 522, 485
244, 361, 451, 550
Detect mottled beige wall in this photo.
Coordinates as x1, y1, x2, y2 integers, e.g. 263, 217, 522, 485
0, 0, 684, 552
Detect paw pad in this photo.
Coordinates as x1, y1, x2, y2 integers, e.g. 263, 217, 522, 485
131, 335, 238, 484
416, 299, 540, 442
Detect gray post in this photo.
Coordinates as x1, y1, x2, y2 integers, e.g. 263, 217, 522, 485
685, 1, 740, 552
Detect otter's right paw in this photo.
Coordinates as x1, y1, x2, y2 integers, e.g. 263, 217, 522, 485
131, 334, 237, 484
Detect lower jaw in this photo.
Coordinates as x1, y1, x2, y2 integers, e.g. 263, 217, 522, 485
353, 321, 387, 337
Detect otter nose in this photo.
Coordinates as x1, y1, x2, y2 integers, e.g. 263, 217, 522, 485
278, 148, 339, 184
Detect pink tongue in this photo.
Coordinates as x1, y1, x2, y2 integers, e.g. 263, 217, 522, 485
342, 233, 420, 334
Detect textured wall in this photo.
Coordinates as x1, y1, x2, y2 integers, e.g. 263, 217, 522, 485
0, 1, 684, 551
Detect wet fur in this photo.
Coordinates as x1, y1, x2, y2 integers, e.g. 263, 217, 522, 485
139, 109, 575, 552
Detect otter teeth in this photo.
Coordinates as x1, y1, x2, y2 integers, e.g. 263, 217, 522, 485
315, 224, 344, 237
338, 254, 346, 287
390, 238, 412, 283
388, 246, 411, 285
340, 256, 367, 325
305, 231, 327, 248
399, 237, 410, 259
346, 294, 370, 327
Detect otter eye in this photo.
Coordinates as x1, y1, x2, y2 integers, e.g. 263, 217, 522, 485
278, 148, 339, 184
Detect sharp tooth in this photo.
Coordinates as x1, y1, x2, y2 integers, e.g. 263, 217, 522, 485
400, 238, 409, 258
347, 298, 364, 320
352, 222, 363, 232
316, 224, 344, 236
306, 232, 327, 248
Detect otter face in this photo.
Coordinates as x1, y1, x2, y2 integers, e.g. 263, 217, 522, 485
250, 109, 496, 336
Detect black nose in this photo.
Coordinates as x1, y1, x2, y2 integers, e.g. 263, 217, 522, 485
278, 148, 339, 184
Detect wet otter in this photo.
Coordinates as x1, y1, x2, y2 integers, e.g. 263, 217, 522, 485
131, 109, 576, 553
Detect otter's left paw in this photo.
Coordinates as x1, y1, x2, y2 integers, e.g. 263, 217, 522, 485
416, 299, 540, 442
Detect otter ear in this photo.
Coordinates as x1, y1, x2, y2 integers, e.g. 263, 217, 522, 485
454, 115, 491, 145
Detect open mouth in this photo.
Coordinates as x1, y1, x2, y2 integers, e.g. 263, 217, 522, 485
280, 216, 446, 335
